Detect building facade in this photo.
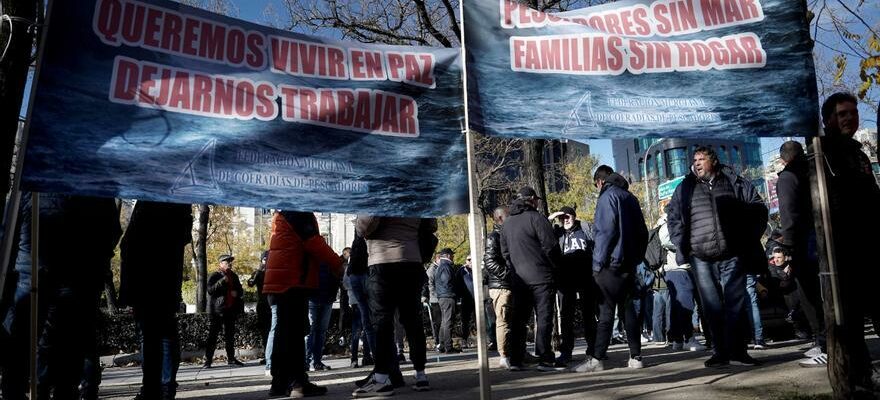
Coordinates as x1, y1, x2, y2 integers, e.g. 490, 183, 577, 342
612, 137, 763, 182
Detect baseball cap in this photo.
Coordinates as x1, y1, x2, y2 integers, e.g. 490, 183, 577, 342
559, 206, 576, 218
219, 254, 235, 263
517, 186, 541, 200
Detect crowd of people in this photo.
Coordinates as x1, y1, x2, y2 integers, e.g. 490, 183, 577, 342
1, 92, 879, 399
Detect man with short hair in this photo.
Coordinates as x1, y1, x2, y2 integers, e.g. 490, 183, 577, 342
433, 248, 459, 354
205, 255, 245, 368
577, 167, 648, 372
667, 146, 767, 368
548, 206, 596, 367
775, 141, 827, 367
818, 93, 880, 392
501, 187, 562, 372
484, 206, 514, 368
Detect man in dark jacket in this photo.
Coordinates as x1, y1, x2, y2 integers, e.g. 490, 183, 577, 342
432, 248, 459, 353
775, 141, 827, 367
120, 201, 192, 400
580, 169, 648, 372
818, 92, 880, 392
667, 146, 767, 368
484, 206, 513, 368
548, 206, 596, 367
1, 194, 121, 400
500, 187, 562, 371
204, 255, 245, 367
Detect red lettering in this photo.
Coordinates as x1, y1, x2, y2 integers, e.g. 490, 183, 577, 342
280, 86, 297, 120
168, 71, 191, 109
353, 91, 372, 130
95, 0, 122, 44
112, 58, 139, 101
199, 24, 226, 62
328, 48, 346, 78
381, 95, 399, 133
653, 4, 672, 35
154, 68, 172, 106
192, 75, 212, 112
318, 89, 336, 124
121, 3, 145, 43
226, 29, 245, 65
387, 53, 404, 80
213, 78, 235, 116
160, 12, 183, 52
182, 18, 199, 56
337, 90, 355, 125
246, 34, 265, 69
398, 97, 417, 135
143, 8, 162, 47
234, 81, 255, 116
255, 83, 275, 119
299, 88, 318, 121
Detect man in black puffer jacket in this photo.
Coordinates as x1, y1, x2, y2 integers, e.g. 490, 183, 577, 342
667, 146, 767, 368
483, 206, 513, 368
581, 169, 648, 373
501, 187, 561, 371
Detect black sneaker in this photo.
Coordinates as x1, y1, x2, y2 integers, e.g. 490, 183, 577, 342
390, 372, 406, 388
355, 373, 375, 388
268, 387, 290, 399
351, 360, 360, 368
536, 362, 565, 372
704, 355, 730, 368
731, 354, 762, 366
412, 379, 431, 392
228, 358, 244, 366
290, 382, 327, 398
352, 378, 394, 398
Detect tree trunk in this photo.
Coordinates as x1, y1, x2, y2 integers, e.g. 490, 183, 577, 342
0, 0, 38, 217
523, 139, 548, 215
193, 204, 210, 313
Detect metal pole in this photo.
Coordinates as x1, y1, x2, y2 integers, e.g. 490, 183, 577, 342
459, 1, 491, 398
809, 137, 842, 325
29, 192, 39, 399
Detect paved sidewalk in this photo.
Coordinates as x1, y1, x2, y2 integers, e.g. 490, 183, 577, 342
99, 336, 880, 399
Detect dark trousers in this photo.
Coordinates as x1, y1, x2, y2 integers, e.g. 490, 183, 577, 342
594, 269, 641, 360
135, 306, 180, 397
438, 298, 456, 351
269, 289, 310, 390
205, 313, 237, 361
257, 298, 272, 350
367, 262, 427, 374
510, 281, 555, 364
793, 261, 826, 351
460, 295, 475, 342
558, 277, 598, 359
428, 302, 442, 341
665, 270, 696, 343
350, 306, 372, 360
691, 256, 748, 359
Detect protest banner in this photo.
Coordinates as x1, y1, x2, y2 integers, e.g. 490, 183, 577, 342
464, 0, 819, 140
21, 0, 467, 216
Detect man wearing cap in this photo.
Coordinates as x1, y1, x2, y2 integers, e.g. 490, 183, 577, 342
204, 254, 245, 367
433, 248, 459, 354
548, 206, 596, 368
501, 187, 562, 371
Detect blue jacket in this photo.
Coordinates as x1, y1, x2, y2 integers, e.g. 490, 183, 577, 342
433, 258, 457, 299
667, 166, 768, 273
592, 173, 649, 273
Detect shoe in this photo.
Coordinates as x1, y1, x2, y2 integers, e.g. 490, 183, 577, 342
352, 377, 395, 398
798, 353, 828, 368
290, 382, 327, 398
259, 358, 266, 365
264, 369, 272, 377
731, 354, 762, 366
355, 373, 374, 388
507, 364, 526, 371
351, 360, 360, 368
572, 357, 604, 373
523, 353, 540, 364
672, 342, 684, 351
228, 358, 244, 366
412, 379, 431, 392
499, 357, 510, 369
752, 341, 767, 350
687, 337, 706, 352
309, 362, 331, 371
268, 387, 290, 398
804, 346, 823, 358
362, 356, 374, 366
704, 355, 730, 368
537, 362, 565, 372
627, 356, 644, 369
203, 361, 212, 369
397, 353, 407, 363
554, 355, 571, 368
389, 372, 405, 389
640, 335, 651, 344
611, 336, 626, 345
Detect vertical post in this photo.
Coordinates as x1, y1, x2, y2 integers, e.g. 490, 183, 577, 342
29, 192, 39, 399
459, 1, 491, 399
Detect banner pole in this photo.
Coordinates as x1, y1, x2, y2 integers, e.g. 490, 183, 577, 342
458, 1, 492, 399
0, 0, 51, 302
29, 191, 39, 399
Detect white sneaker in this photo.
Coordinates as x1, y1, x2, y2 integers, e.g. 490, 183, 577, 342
264, 369, 271, 377
499, 357, 510, 369
798, 353, 828, 368
803, 346, 823, 358
687, 337, 706, 352
572, 357, 604, 373
671, 342, 684, 351
627, 357, 644, 369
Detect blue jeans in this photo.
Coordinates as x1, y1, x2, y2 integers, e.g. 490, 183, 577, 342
745, 274, 764, 344
652, 289, 670, 342
691, 256, 748, 359
665, 270, 696, 343
350, 306, 372, 360
265, 304, 278, 371
307, 300, 333, 366
348, 273, 377, 352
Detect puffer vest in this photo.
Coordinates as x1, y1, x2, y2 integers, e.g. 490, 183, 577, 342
689, 175, 735, 260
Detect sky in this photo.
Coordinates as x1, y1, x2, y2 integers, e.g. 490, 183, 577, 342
19, 0, 880, 169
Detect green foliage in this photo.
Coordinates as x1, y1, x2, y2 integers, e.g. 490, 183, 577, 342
436, 215, 470, 264
545, 155, 601, 222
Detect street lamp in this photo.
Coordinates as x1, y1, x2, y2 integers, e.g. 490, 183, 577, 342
643, 139, 665, 225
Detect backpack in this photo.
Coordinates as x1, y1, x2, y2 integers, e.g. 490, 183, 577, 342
644, 226, 668, 271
